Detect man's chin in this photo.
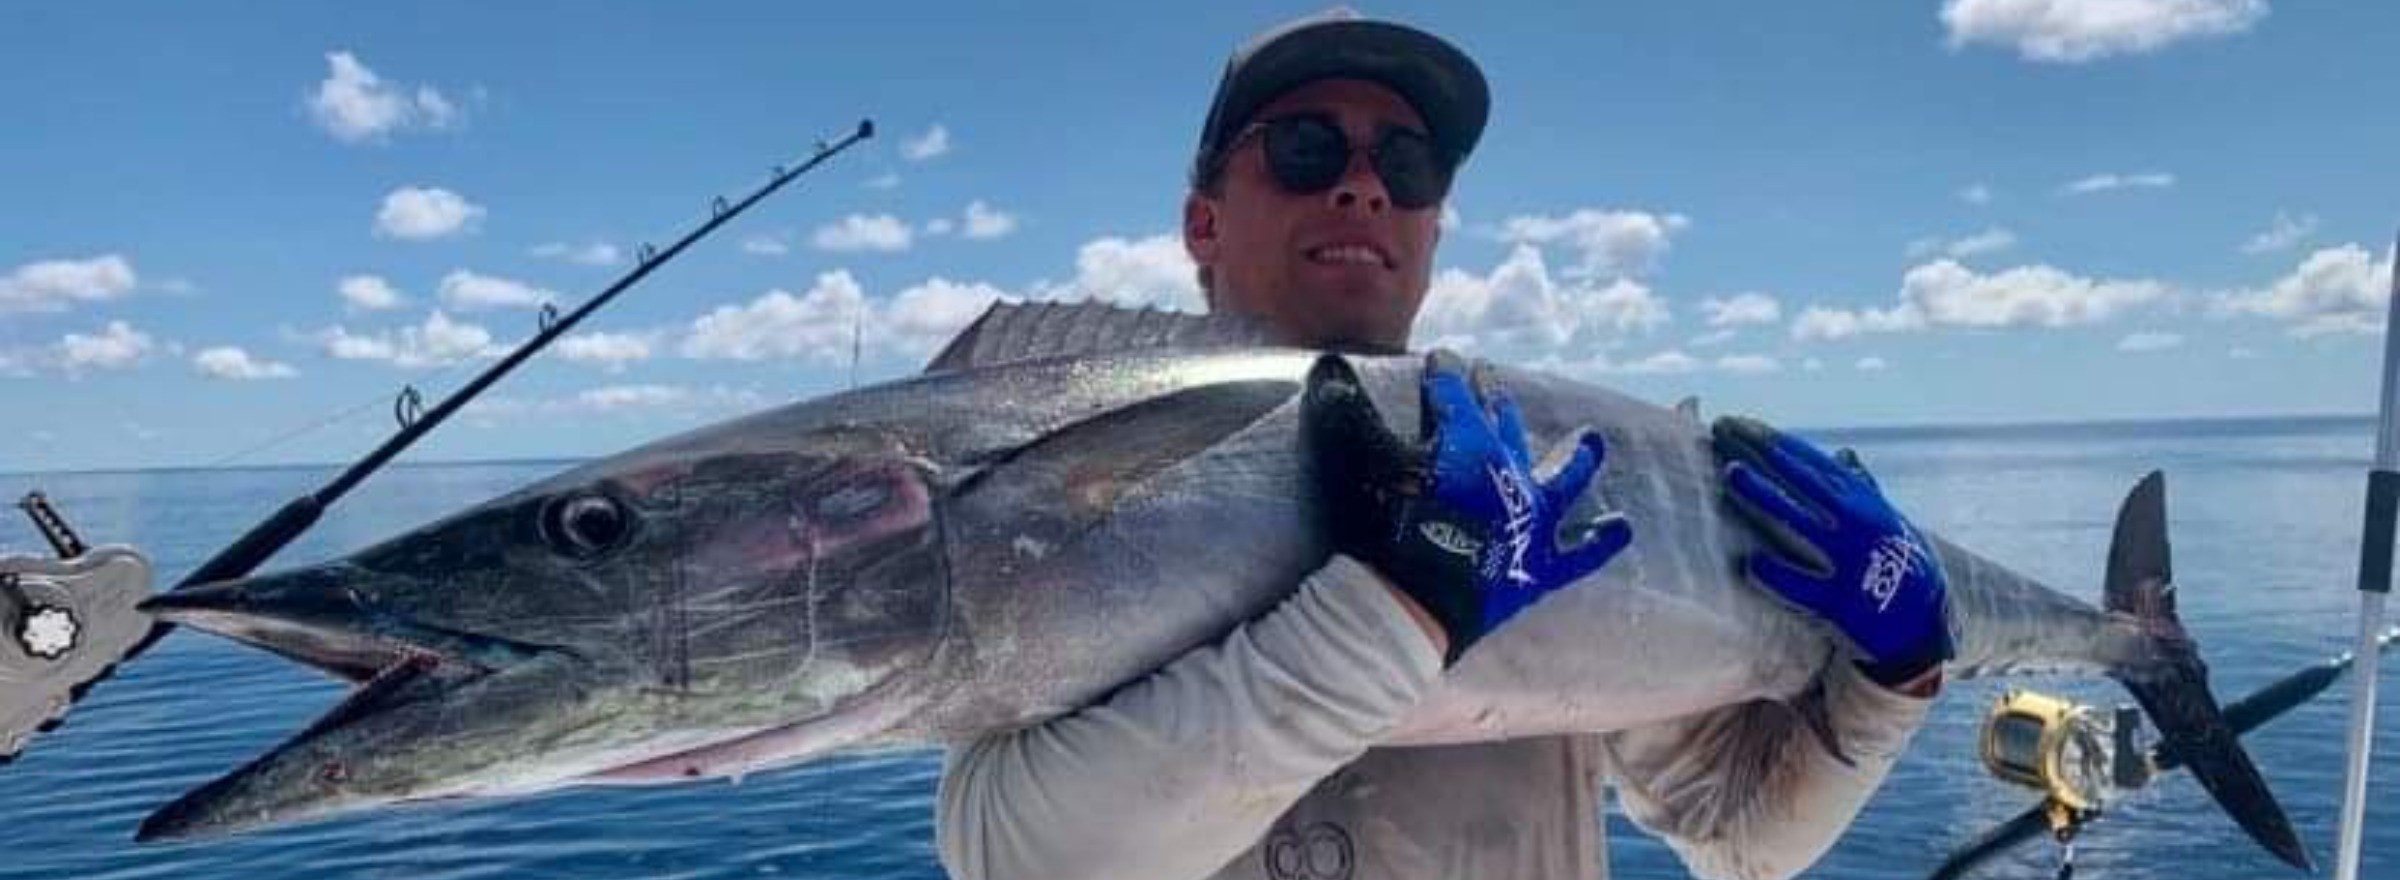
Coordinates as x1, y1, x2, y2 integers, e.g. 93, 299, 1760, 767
1286, 296, 1412, 353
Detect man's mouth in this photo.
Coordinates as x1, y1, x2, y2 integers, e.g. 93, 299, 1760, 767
1305, 243, 1393, 269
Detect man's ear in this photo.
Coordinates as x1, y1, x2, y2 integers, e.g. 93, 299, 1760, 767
1183, 192, 1219, 266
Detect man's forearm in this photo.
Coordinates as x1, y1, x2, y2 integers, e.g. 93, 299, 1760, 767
1603, 661, 1935, 880
1382, 583, 1450, 660
936, 556, 1442, 880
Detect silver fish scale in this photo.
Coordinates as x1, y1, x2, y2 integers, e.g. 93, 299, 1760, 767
880, 350, 2149, 746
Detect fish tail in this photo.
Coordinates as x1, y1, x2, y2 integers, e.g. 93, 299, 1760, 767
2104, 471, 2311, 872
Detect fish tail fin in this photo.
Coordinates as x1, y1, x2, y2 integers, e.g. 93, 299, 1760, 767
2105, 471, 2312, 872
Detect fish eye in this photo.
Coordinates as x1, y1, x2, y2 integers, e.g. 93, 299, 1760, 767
541, 492, 631, 558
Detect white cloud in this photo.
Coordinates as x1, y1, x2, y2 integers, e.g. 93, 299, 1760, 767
1418, 245, 1669, 354
308, 51, 466, 143
338, 274, 406, 311
681, 271, 872, 363
575, 384, 687, 411
1715, 354, 1782, 374
1793, 259, 2168, 340
531, 241, 622, 266
922, 218, 956, 237
1689, 328, 1740, 348
1940, 0, 2267, 63
1495, 209, 1689, 279
1907, 227, 2018, 260
315, 310, 500, 367
55, 321, 155, 375
0, 254, 137, 314
900, 124, 951, 162
374, 186, 485, 240
469, 384, 767, 420
2059, 171, 2176, 196
193, 346, 298, 380
2241, 211, 2318, 254
1790, 305, 1921, 341
1802, 357, 1826, 372
962, 200, 1020, 240
677, 271, 1007, 367
886, 278, 1010, 354
1700, 292, 1782, 327
556, 331, 653, 372
741, 233, 791, 256
1958, 183, 1994, 205
1031, 233, 1203, 311
810, 213, 914, 253
437, 269, 554, 311
2116, 331, 2185, 352
1616, 350, 1701, 375
1856, 356, 1889, 371
2215, 243, 2395, 336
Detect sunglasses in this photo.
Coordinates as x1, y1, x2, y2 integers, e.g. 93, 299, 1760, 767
1214, 114, 1454, 211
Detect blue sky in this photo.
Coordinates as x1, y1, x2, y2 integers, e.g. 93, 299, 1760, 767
3, 0, 2395, 473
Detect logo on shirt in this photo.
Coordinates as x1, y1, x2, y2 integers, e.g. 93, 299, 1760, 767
1262, 820, 1355, 880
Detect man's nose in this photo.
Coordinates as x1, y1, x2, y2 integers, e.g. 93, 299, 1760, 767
1327, 147, 1388, 214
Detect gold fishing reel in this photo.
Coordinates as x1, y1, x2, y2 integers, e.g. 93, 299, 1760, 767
1979, 689, 2146, 834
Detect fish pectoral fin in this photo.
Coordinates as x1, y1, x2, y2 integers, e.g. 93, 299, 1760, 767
948, 379, 1300, 518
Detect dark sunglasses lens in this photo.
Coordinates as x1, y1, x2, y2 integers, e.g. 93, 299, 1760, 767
1373, 131, 1448, 209
1262, 117, 1350, 193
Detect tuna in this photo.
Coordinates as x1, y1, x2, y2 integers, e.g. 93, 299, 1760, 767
135, 302, 2307, 870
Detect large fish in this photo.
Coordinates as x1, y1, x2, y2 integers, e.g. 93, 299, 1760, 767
138, 302, 2307, 869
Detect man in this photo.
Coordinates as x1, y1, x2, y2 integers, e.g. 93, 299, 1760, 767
937, 11, 1950, 880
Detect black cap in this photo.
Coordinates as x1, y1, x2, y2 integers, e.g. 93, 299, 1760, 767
1191, 8, 1489, 188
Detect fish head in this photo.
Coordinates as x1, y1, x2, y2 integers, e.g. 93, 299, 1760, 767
139, 426, 952, 839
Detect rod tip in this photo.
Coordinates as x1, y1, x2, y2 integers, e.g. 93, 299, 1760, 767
857, 119, 875, 140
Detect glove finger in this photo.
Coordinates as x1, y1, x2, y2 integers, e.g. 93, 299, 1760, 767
1303, 355, 1418, 494
1555, 512, 1632, 581
1713, 416, 1848, 511
1834, 447, 1879, 488
1541, 430, 1605, 512
1746, 549, 1834, 614
1492, 392, 1535, 471
1420, 352, 1488, 445
1722, 461, 1835, 576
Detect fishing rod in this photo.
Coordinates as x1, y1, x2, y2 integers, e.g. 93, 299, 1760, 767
2332, 229, 2400, 880
152, 119, 874, 624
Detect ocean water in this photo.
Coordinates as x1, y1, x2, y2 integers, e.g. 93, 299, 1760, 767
0, 415, 2394, 879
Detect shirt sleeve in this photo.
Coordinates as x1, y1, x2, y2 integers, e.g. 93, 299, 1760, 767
935, 555, 1445, 880
1599, 661, 1935, 880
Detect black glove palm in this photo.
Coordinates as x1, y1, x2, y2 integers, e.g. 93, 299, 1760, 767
1303, 352, 1632, 665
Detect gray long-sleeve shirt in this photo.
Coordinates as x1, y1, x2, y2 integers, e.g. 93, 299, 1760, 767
936, 556, 1933, 880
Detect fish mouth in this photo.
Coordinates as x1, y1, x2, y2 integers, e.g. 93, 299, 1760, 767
139, 563, 547, 682
133, 652, 468, 842
132, 564, 567, 841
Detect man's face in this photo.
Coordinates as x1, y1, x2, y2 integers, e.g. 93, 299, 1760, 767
1185, 78, 1444, 351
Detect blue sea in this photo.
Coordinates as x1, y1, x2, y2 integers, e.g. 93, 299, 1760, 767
2, 414, 2396, 879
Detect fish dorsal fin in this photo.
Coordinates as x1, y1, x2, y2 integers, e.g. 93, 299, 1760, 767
924, 300, 1275, 373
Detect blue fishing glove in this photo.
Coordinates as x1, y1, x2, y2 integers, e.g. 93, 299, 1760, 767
1711, 416, 1952, 688
1304, 352, 1633, 666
